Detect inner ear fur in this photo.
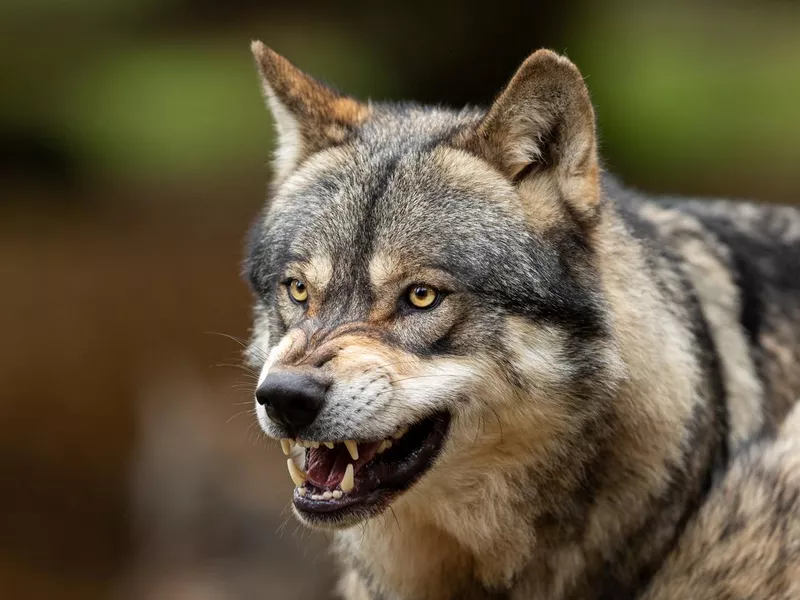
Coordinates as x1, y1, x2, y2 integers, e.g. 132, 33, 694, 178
459, 50, 601, 224
251, 41, 370, 181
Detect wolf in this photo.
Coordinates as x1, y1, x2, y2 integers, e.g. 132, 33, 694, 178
244, 40, 800, 599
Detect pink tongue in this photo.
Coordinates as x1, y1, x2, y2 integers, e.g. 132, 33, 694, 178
305, 442, 382, 489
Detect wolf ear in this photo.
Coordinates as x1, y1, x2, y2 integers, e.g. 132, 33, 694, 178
462, 50, 601, 224
251, 41, 370, 181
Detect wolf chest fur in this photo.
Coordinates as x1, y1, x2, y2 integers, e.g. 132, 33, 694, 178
244, 41, 800, 599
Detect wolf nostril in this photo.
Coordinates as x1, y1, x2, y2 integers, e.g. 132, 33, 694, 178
255, 371, 327, 432
254, 388, 271, 407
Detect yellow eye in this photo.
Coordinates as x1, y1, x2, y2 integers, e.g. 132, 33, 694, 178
288, 279, 308, 303
407, 285, 440, 309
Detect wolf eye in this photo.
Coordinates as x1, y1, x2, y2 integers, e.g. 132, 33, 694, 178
288, 279, 308, 304
407, 285, 440, 309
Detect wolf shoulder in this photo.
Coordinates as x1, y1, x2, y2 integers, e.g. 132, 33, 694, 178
610, 179, 800, 440
641, 403, 800, 600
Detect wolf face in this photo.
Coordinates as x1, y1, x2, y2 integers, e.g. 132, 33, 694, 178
246, 43, 624, 529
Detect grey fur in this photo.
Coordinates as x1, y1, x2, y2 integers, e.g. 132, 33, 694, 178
244, 44, 800, 599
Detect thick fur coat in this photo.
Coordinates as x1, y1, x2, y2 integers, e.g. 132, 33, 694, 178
244, 42, 800, 599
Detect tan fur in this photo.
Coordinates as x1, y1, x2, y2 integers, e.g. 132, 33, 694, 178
304, 254, 334, 292
332, 217, 708, 597
760, 306, 800, 429
367, 252, 401, 290
432, 147, 513, 205
512, 209, 706, 598
638, 202, 765, 450
457, 50, 600, 224
516, 171, 572, 232
251, 41, 370, 181
433, 146, 568, 232
642, 402, 800, 600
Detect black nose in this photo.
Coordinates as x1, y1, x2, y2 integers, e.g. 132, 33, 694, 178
255, 371, 327, 432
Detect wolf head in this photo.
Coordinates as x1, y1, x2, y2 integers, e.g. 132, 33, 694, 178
246, 42, 624, 529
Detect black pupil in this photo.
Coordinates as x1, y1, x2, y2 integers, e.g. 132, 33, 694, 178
295, 281, 305, 291
414, 287, 427, 298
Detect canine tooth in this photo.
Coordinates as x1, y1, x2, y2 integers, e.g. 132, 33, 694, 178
287, 458, 306, 487
291, 451, 304, 470
322, 491, 333, 500
341, 463, 354, 492
324, 441, 334, 449
297, 486, 307, 497
332, 490, 342, 499
344, 440, 359, 460
280, 439, 293, 455
393, 426, 408, 440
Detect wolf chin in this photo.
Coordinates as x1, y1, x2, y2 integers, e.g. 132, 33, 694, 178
244, 41, 800, 599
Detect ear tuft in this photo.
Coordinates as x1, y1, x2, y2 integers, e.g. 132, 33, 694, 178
461, 50, 601, 224
250, 41, 369, 181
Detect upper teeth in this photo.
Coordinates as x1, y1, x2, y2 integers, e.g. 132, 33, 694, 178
282, 426, 412, 498
282, 425, 409, 455
286, 458, 306, 487
282, 438, 361, 455
343, 440, 359, 460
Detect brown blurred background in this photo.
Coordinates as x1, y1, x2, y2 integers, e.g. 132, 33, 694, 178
1, 1, 799, 599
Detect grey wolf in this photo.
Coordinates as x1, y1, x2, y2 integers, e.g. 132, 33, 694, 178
244, 40, 800, 599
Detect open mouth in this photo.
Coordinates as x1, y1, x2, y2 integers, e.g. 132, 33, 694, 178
281, 412, 451, 526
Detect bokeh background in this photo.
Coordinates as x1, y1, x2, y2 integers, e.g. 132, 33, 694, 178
1, 0, 799, 598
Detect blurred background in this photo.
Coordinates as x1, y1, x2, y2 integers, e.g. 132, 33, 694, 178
1, 0, 798, 598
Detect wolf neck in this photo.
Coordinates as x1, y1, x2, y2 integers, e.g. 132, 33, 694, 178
334, 202, 724, 600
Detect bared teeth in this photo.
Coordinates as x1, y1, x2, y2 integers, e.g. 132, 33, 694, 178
296, 439, 322, 448
323, 441, 334, 449
303, 489, 341, 501
344, 440, 359, 460
377, 439, 393, 453
280, 439, 293, 455
341, 463, 355, 492
287, 458, 306, 487
393, 426, 408, 440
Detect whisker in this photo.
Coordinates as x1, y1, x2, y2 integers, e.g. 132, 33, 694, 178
214, 361, 260, 375
226, 409, 256, 424
204, 330, 251, 349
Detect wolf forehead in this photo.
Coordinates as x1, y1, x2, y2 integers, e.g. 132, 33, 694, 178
256, 129, 521, 263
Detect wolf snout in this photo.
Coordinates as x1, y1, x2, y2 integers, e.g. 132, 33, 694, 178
256, 371, 328, 433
